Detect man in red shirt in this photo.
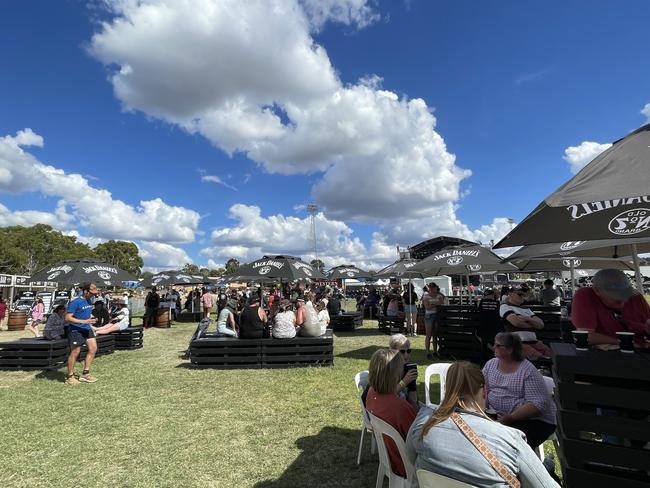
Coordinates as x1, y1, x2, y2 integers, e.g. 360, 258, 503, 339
572, 268, 650, 347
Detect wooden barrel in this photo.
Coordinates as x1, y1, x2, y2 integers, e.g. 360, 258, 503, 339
155, 308, 170, 328
8, 311, 28, 331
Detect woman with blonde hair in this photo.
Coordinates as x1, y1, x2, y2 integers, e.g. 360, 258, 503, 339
366, 348, 417, 480
405, 362, 559, 488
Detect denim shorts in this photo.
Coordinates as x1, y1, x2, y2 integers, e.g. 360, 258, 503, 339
404, 304, 417, 313
424, 313, 437, 328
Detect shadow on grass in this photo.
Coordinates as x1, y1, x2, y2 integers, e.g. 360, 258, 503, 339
333, 328, 385, 338
34, 369, 67, 382
336, 345, 382, 360
253, 426, 376, 488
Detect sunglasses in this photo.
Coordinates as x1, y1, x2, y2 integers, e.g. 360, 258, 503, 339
399, 349, 412, 354
494, 344, 507, 348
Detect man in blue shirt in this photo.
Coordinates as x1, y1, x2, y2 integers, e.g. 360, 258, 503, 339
65, 282, 99, 385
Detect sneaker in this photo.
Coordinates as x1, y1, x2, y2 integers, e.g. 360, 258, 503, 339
412, 332, 418, 337
65, 375, 81, 385
79, 373, 98, 383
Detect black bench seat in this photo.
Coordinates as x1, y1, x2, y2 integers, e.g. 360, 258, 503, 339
189, 331, 333, 369
0, 337, 69, 370
329, 312, 362, 331
112, 327, 144, 350
377, 315, 405, 334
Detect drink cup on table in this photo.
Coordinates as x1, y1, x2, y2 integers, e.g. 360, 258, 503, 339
616, 331, 635, 353
572, 330, 589, 351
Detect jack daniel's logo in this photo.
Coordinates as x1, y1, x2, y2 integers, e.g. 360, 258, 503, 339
567, 196, 650, 220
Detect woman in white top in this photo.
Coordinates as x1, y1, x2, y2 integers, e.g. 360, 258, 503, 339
216, 299, 239, 337
272, 299, 297, 339
95, 299, 130, 334
300, 292, 322, 337
316, 301, 330, 335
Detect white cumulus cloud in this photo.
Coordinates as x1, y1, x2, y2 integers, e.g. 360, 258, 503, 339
89, 0, 472, 225
0, 129, 201, 243
642, 103, 650, 123
563, 141, 612, 174
139, 241, 193, 269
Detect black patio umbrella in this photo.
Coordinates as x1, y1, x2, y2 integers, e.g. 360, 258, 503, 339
494, 124, 650, 288
512, 257, 634, 273
327, 265, 371, 280
374, 259, 423, 279
141, 271, 207, 288
28, 258, 138, 287
226, 255, 326, 281
504, 237, 650, 261
410, 245, 518, 276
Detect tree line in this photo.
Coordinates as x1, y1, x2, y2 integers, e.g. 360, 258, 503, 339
0, 224, 241, 278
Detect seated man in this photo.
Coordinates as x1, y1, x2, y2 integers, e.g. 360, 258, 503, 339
95, 298, 130, 335
572, 268, 650, 347
500, 287, 552, 360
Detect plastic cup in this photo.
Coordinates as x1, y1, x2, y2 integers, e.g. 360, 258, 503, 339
572, 330, 589, 351
616, 331, 635, 353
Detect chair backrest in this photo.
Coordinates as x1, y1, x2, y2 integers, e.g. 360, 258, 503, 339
424, 362, 453, 407
354, 370, 372, 429
417, 469, 477, 488
367, 412, 415, 483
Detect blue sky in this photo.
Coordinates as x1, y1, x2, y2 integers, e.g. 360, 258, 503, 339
1, 0, 649, 270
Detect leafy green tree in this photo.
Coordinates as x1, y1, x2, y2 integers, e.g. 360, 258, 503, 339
140, 271, 153, 281
0, 224, 95, 275
94, 240, 143, 275
310, 259, 324, 273
225, 258, 240, 274
182, 263, 200, 275
210, 267, 225, 277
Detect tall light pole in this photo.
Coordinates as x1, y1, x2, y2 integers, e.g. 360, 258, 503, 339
307, 204, 318, 261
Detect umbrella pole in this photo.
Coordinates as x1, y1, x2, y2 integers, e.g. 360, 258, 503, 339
631, 244, 644, 292
408, 278, 413, 333
570, 260, 576, 297
466, 274, 470, 305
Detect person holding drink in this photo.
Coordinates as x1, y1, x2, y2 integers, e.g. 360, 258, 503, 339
65, 283, 100, 385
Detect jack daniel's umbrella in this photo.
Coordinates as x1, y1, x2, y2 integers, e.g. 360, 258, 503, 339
494, 124, 650, 290
328, 265, 371, 279
495, 124, 650, 248
29, 259, 137, 286
504, 237, 650, 261
410, 245, 518, 275
226, 255, 326, 281
512, 257, 634, 273
375, 259, 424, 279
142, 271, 206, 288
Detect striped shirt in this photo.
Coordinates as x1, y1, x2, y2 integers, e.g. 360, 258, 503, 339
482, 358, 556, 426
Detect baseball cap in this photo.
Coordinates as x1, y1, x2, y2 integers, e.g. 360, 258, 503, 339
592, 269, 636, 301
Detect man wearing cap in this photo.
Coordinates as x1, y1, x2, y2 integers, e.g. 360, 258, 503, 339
65, 283, 99, 385
572, 268, 650, 347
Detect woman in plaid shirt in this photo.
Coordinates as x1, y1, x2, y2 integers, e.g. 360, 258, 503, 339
482, 332, 556, 450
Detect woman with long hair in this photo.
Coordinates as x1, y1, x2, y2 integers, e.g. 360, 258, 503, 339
402, 282, 418, 336
366, 348, 417, 479
29, 298, 45, 337
406, 362, 558, 488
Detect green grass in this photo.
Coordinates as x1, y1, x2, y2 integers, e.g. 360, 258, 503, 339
0, 319, 423, 487
0, 316, 560, 487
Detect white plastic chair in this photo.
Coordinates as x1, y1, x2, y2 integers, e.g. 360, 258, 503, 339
354, 370, 376, 464
417, 469, 477, 488
367, 411, 415, 488
424, 363, 452, 407
538, 375, 559, 460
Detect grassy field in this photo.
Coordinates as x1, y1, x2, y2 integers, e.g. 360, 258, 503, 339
0, 317, 420, 487
0, 315, 559, 487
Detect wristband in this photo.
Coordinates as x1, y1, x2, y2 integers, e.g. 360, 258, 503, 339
399, 380, 406, 389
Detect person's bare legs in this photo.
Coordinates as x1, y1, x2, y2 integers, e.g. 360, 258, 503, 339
28, 322, 40, 337
67, 345, 81, 377
84, 338, 97, 372
95, 324, 119, 335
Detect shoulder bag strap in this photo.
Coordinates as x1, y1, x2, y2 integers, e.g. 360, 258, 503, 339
450, 412, 521, 488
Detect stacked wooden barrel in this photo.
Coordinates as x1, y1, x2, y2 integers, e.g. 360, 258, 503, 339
7, 312, 28, 331
155, 308, 171, 328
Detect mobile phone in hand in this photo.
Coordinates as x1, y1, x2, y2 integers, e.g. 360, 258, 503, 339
404, 363, 417, 392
